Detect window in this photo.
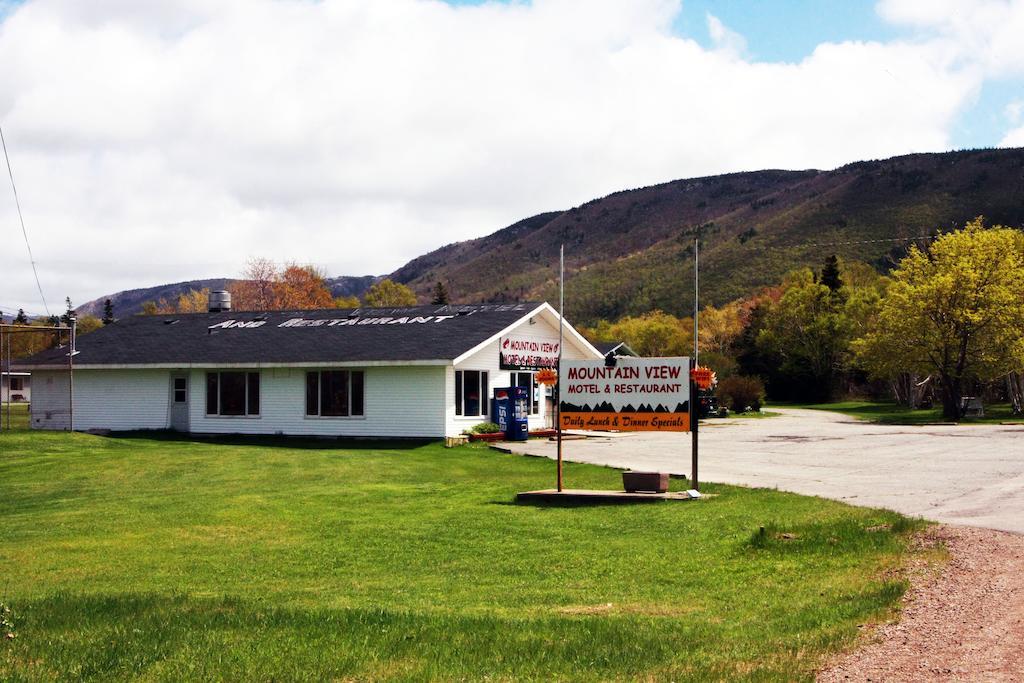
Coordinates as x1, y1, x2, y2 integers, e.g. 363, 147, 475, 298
10, 377, 23, 391
306, 370, 364, 417
513, 372, 539, 415
455, 370, 489, 417
205, 371, 260, 416
173, 377, 187, 404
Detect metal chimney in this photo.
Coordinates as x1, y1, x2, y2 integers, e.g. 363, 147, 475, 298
208, 290, 232, 313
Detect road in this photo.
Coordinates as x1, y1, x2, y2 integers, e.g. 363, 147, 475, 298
501, 409, 1024, 534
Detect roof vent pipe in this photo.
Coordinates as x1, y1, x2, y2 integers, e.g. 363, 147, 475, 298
208, 290, 231, 313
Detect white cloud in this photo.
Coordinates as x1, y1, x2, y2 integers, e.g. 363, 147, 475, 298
1005, 99, 1024, 123
1000, 124, 1024, 146
706, 13, 746, 57
877, 0, 1024, 76
0, 0, 1016, 311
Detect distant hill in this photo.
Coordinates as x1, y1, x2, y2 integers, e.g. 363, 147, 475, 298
79, 276, 380, 317
78, 147, 1024, 324
77, 279, 237, 318
325, 275, 381, 299
389, 148, 1024, 324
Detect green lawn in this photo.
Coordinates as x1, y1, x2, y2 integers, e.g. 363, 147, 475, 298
0, 402, 29, 430
0, 430, 929, 681
782, 400, 1021, 425
722, 410, 781, 419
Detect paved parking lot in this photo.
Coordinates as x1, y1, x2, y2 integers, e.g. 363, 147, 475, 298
502, 409, 1024, 534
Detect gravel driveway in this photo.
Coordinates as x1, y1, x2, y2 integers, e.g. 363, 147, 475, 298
501, 408, 1024, 533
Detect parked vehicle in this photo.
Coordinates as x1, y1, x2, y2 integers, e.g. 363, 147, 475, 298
698, 395, 728, 418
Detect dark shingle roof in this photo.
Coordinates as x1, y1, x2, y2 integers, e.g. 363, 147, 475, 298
594, 341, 639, 357
20, 303, 543, 367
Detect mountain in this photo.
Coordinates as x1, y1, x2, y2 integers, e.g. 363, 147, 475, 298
389, 147, 1024, 324
325, 275, 380, 299
79, 276, 380, 317
77, 279, 237, 318
77, 147, 1024, 324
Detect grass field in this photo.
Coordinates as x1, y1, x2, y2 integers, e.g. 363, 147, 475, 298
722, 410, 781, 420
785, 400, 1021, 425
0, 430, 928, 681
0, 402, 29, 430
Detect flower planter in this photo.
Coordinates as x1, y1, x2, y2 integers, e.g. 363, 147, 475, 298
468, 432, 505, 442
622, 471, 669, 493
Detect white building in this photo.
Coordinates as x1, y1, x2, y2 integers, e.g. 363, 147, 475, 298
1, 371, 31, 403
18, 300, 600, 438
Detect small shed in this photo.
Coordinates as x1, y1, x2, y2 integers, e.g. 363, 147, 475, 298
1, 370, 31, 403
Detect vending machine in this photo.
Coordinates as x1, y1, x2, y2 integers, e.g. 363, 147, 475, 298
492, 386, 529, 441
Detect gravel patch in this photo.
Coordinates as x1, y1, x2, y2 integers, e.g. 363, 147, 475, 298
819, 525, 1024, 682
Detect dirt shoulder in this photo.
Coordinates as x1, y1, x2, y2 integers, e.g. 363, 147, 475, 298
819, 525, 1024, 682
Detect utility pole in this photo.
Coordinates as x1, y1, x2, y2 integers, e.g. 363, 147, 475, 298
68, 316, 76, 432
556, 244, 564, 492
3, 322, 8, 430
691, 238, 699, 491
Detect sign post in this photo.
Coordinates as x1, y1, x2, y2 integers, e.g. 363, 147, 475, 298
690, 357, 699, 491
557, 244, 564, 492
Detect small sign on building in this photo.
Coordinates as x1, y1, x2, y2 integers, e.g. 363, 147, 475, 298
499, 336, 560, 371
559, 357, 690, 432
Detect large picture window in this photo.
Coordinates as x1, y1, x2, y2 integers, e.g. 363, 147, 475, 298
513, 371, 539, 415
306, 370, 364, 417
455, 370, 488, 417
206, 371, 260, 416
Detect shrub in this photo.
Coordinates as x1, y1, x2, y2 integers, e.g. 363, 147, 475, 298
468, 422, 502, 434
718, 375, 766, 413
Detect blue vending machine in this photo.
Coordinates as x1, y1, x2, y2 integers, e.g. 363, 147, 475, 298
492, 387, 529, 441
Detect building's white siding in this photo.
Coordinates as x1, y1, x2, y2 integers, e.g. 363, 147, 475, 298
27, 306, 599, 439
30, 369, 172, 431
188, 365, 446, 437
29, 370, 71, 430
73, 369, 172, 431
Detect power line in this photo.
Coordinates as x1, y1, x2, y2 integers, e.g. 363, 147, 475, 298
793, 235, 938, 249
1, 123, 50, 316
0, 303, 51, 319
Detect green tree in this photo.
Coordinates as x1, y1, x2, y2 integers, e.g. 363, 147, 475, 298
102, 299, 114, 325
819, 254, 843, 293
14, 309, 29, 325
363, 279, 417, 307
333, 295, 360, 308
61, 297, 74, 325
854, 220, 1024, 419
758, 267, 879, 402
431, 281, 450, 305
76, 314, 103, 336
606, 311, 692, 357
735, 292, 786, 396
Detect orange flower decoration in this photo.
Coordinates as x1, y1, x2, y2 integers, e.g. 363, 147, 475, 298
535, 368, 558, 385
690, 366, 717, 390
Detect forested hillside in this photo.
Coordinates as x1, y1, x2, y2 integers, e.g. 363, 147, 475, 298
78, 148, 1024, 324
79, 275, 378, 317
391, 148, 1024, 324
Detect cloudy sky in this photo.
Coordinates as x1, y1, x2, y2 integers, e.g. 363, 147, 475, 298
1, 0, 1023, 315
